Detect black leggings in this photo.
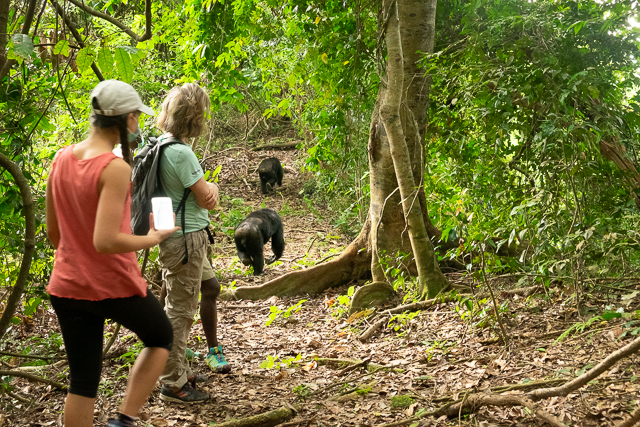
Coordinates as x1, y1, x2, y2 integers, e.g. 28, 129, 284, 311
50, 291, 173, 398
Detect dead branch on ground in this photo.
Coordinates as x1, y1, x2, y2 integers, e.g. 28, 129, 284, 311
0, 370, 66, 390
314, 358, 403, 373
380, 334, 640, 427
252, 142, 299, 151
209, 403, 301, 427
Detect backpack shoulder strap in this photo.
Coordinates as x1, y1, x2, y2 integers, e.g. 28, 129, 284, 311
155, 136, 186, 194
175, 188, 192, 265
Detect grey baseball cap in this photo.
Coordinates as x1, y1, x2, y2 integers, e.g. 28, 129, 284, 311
90, 79, 154, 116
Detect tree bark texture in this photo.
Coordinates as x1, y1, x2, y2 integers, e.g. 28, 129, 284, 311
369, 0, 449, 277
208, 404, 301, 427
0, 153, 36, 339
373, 0, 447, 298
599, 139, 640, 210
0, 0, 10, 71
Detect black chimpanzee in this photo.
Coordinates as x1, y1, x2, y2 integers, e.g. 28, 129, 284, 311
258, 157, 283, 194
234, 209, 285, 275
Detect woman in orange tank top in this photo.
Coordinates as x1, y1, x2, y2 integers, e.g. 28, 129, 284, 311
46, 80, 179, 427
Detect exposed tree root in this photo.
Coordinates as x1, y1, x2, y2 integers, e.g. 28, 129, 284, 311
219, 223, 372, 301
7, 391, 31, 404
313, 358, 402, 373
12, 359, 67, 372
0, 369, 66, 390
0, 351, 59, 361
209, 403, 302, 427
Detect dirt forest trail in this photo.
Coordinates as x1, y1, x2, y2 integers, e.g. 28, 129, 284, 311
3, 144, 640, 427
202, 144, 351, 288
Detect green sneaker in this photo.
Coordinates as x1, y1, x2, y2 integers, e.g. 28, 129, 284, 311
205, 345, 231, 374
185, 348, 203, 362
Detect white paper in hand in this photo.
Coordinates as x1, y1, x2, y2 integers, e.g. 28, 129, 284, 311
151, 197, 175, 230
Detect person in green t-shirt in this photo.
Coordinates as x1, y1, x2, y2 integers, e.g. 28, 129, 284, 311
154, 83, 230, 404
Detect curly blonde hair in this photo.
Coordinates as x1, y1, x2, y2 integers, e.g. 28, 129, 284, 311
157, 83, 210, 138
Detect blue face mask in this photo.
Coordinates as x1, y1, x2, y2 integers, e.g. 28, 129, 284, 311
128, 126, 140, 143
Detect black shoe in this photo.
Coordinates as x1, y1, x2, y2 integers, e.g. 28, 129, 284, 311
107, 418, 135, 427
188, 373, 209, 389
160, 382, 209, 404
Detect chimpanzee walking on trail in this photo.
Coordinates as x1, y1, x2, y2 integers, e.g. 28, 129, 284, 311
234, 209, 285, 275
258, 158, 283, 194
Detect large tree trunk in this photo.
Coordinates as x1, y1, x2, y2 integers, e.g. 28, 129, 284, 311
220, 0, 449, 302
377, 0, 447, 299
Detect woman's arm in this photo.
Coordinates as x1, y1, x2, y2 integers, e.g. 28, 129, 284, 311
93, 159, 179, 254
45, 176, 60, 249
190, 177, 217, 210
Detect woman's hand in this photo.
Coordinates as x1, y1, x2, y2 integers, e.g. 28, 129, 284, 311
147, 213, 181, 244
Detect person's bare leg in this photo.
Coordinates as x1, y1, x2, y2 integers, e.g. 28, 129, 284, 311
118, 347, 169, 417
64, 394, 95, 427
200, 277, 220, 349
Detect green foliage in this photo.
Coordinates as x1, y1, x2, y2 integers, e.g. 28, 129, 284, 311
329, 286, 355, 318
116, 341, 145, 374
2, 0, 640, 344
265, 299, 307, 326
259, 353, 301, 370
387, 311, 420, 335
11, 34, 34, 58
292, 383, 312, 398
217, 197, 252, 238
390, 395, 414, 409
425, 0, 640, 279
554, 310, 626, 344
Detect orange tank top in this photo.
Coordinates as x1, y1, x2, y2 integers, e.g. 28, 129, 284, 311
47, 145, 147, 300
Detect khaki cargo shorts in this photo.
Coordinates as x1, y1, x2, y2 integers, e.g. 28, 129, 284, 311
158, 228, 215, 388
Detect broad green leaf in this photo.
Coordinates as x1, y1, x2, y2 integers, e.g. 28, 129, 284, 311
12, 34, 34, 58
53, 40, 70, 56
130, 48, 146, 63
97, 48, 115, 78
114, 48, 133, 82
321, 52, 328, 64
601, 312, 622, 321
76, 47, 95, 74
116, 45, 139, 55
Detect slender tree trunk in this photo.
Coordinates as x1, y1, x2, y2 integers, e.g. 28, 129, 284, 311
0, 0, 10, 71
379, 0, 447, 299
0, 153, 36, 339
